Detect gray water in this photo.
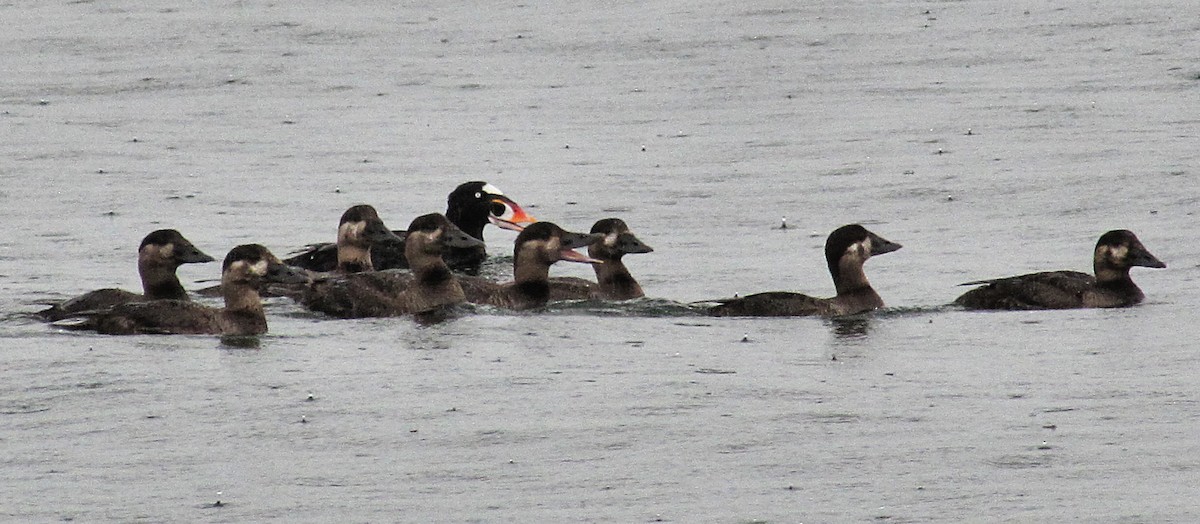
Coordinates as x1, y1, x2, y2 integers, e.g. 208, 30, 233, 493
3, 0, 1199, 522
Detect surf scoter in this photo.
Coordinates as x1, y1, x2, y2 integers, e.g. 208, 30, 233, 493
299, 213, 484, 318
38, 229, 215, 321
56, 244, 308, 335
706, 224, 902, 317
284, 181, 535, 273
954, 229, 1165, 310
459, 222, 603, 310
548, 218, 653, 301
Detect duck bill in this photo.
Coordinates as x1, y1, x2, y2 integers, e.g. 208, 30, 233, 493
869, 233, 902, 256
442, 226, 487, 249
618, 233, 654, 254
559, 248, 603, 264
1130, 248, 1166, 269
267, 261, 311, 284
178, 243, 217, 264
487, 195, 538, 232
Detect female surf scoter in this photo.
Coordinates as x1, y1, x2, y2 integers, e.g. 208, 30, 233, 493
954, 229, 1165, 310
39, 229, 215, 321
327, 204, 405, 274
284, 181, 535, 273
459, 222, 603, 310
56, 244, 308, 335
548, 218, 653, 301
706, 224, 902, 317
299, 213, 484, 319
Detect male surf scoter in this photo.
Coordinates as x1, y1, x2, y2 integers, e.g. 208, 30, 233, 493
56, 244, 308, 335
706, 224, 902, 317
39, 229, 215, 321
299, 213, 484, 319
284, 181, 535, 273
954, 229, 1165, 310
547, 218, 653, 301
459, 222, 603, 310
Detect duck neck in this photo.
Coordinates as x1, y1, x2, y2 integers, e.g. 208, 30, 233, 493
222, 278, 266, 318
1094, 263, 1133, 286
512, 258, 551, 307
138, 259, 188, 300
336, 243, 373, 273
832, 258, 873, 296
593, 257, 643, 299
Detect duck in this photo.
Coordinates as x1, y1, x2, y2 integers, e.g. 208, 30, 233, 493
299, 213, 484, 319
706, 224, 902, 317
283, 181, 535, 273
954, 229, 1166, 310
38, 229, 215, 321
547, 218, 654, 301
326, 204, 405, 273
55, 244, 308, 335
460, 222, 603, 310
196, 204, 401, 298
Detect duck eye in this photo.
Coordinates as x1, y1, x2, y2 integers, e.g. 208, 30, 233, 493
474, 192, 482, 199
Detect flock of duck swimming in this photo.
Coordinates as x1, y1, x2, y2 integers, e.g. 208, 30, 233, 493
39, 181, 1167, 336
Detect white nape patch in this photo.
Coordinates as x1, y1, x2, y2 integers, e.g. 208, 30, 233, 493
481, 183, 504, 196
160, 243, 175, 259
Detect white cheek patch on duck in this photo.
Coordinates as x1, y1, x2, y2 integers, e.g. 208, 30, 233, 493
1108, 244, 1128, 263
338, 221, 367, 241
604, 232, 619, 247
234, 259, 269, 276
160, 243, 176, 260
844, 240, 869, 262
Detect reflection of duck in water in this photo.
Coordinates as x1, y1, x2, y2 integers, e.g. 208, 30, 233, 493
299, 214, 483, 319
460, 222, 603, 310
284, 181, 535, 273
39, 229, 215, 321
706, 224, 902, 317
954, 229, 1165, 310
56, 245, 307, 335
548, 218, 654, 301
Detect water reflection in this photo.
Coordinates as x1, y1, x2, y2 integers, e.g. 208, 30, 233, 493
219, 335, 261, 349
829, 316, 871, 339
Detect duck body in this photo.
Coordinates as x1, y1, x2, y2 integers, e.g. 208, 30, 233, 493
707, 224, 901, 317
299, 213, 483, 319
39, 229, 215, 321
58, 244, 308, 335
283, 182, 534, 274
462, 221, 602, 310
547, 218, 653, 301
954, 230, 1165, 310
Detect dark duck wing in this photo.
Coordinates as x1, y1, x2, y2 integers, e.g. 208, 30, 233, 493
707, 291, 835, 317
300, 271, 412, 318
39, 288, 143, 321
955, 271, 1095, 310
57, 300, 221, 335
